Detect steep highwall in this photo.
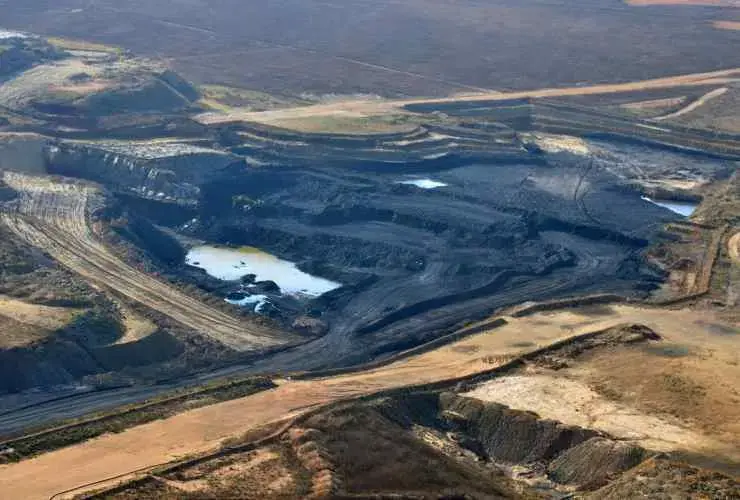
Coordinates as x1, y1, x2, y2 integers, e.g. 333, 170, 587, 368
46, 142, 239, 203
375, 391, 649, 490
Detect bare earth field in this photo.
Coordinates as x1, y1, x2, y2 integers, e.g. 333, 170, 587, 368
0, 295, 78, 339
0, 304, 736, 499
196, 67, 740, 126
715, 20, 740, 30
463, 310, 740, 463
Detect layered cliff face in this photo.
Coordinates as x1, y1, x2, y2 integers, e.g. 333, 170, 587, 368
46, 142, 241, 204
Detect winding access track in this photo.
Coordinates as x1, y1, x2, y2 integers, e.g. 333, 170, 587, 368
653, 86, 728, 121
0, 172, 287, 351
0, 305, 735, 500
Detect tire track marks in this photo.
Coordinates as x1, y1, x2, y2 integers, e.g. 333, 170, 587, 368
0, 173, 289, 351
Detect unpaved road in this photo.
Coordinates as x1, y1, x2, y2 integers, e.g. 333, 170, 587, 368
0, 304, 735, 500
196, 67, 740, 126
654, 87, 728, 121
729, 230, 740, 264
0, 172, 288, 351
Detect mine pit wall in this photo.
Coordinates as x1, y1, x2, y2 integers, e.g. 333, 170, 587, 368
224, 121, 427, 147
75, 326, 664, 499
0, 328, 184, 395
45, 143, 240, 203
430, 393, 647, 489
227, 120, 536, 170
18, 117, 210, 141
85, 391, 649, 499
114, 193, 197, 228
404, 100, 740, 160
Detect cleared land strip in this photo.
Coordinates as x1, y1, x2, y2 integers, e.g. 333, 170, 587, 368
715, 21, 740, 31
0, 173, 286, 351
0, 305, 735, 499
654, 87, 728, 121
195, 67, 740, 125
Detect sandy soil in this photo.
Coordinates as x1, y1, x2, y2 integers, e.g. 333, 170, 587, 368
0, 295, 78, 332
464, 374, 724, 454
464, 306, 740, 464
114, 307, 158, 345
621, 96, 687, 111
524, 133, 592, 155
195, 67, 740, 127
0, 304, 735, 499
0, 172, 288, 351
0, 296, 80, 348
715, 20, 740, 31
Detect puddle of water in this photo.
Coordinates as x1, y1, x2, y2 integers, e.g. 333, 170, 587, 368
641, 196, 697, 217
398, 178, 448, 189
185, 245, 341, 296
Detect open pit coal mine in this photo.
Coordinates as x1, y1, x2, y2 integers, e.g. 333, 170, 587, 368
37, 115, 712, 374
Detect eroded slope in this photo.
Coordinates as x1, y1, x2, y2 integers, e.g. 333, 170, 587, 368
0, 172, 288, 351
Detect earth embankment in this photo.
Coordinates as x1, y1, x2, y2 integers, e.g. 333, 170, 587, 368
0, 172, 289, 352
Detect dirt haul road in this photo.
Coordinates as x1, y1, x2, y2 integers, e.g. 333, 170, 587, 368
0, 172, 287, 351
195, 67, 740, 125
654, 87, 729, 121
0, 304, 736, 500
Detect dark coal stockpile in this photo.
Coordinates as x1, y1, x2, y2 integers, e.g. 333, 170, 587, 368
187, 149, 676, 370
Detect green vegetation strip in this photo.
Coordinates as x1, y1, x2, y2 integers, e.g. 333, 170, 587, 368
0, 376, 275, 463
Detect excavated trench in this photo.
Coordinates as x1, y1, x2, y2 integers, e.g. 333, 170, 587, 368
27, 112, 730, 376
35, 121, 724, 371
184, 153, 675, 369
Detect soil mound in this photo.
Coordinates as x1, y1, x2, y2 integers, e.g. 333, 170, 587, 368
548, 436, 647, 489
590, 456, 739, 498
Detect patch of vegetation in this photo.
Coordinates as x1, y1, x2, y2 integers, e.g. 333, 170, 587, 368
306, 404, 526, 498
46, 36, 123, 54
0, 35, 65, 79
270, 113, 420, 134
0, 226, 103, 307
642, 343, 691, 358
660, 373, 707, 400
693, 173, 740, 226
0, 376, 275, 463
508, 341, 537, 348
199, 84, 307, 112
